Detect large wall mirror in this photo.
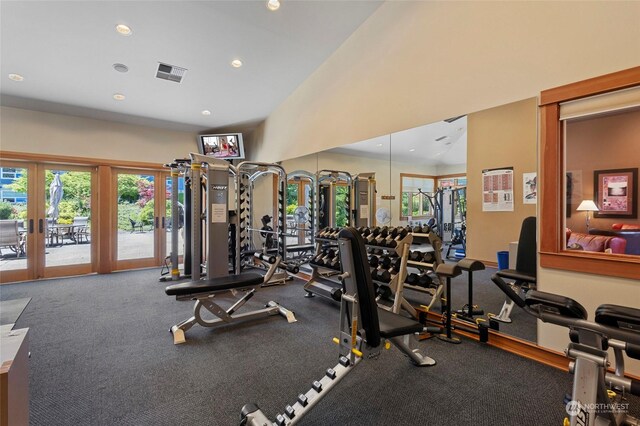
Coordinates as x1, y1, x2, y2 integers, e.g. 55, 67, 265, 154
280, 101, 539, 344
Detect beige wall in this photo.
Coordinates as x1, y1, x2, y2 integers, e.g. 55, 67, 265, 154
248, 1, 640, 163
466, 98, 538, 264
1, 106, 198, 163
565, 109, 640, 232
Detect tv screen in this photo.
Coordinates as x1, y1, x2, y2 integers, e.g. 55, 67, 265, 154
198, 133, 245, 160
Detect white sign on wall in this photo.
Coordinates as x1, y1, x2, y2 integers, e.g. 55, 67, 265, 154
523, 172, 537, 204
482, 167, 514, 212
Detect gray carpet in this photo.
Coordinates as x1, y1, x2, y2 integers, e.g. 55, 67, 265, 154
1, 269, 583, 425
404, 264, 538, 342
0, 297, 31, 327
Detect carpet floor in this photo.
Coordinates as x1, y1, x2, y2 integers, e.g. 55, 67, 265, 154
0, 268, 594, 425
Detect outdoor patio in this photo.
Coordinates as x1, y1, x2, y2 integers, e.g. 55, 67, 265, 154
0, 230, 183, 271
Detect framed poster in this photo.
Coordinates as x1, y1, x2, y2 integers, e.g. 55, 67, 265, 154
523, 172, 537, 204
594, 168, 638, 218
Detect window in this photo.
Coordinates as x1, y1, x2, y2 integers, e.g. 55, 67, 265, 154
1, 168, 19, 179
400, 174, 434, 219
540, 66, 640, 279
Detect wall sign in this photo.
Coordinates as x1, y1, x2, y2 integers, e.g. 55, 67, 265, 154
482, 167, 514, 212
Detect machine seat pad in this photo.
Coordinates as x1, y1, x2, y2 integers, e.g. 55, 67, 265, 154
496, 269, 536, 283
525, 290, 587, 320
377, 308, 423, 338
165, 273, 264, 296
595, 304, 640, 329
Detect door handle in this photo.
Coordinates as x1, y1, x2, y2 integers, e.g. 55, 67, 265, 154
161, 217, 165, 229
38, 219, 44, 233
155, 216, 159, 229
29, 219, 34, 234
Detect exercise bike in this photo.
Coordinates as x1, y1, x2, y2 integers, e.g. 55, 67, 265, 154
492, 275, 640, 426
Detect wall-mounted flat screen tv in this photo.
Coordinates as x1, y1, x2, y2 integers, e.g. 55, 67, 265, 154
198, 133, 245, 160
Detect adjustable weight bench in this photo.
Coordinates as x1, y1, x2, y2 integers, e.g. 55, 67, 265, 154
241, 228, 433, 426
165, 273, 296, 345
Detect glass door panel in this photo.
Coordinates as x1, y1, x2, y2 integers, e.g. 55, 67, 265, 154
0, 163, 33, 282
116, 172, 156, 262
43, 168, 93, 268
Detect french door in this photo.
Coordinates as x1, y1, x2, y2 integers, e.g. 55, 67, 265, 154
0, 161, 96, 283
113, 169, 169, 270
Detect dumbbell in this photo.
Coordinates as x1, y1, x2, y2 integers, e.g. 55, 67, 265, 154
409, 251, 424, 262
376, 268, 391, 283
422, 251, 436, 264
390, 257, 402, 273
405, 273, 419, 285
378, 255, 392, 270
316, 249, 336, 266
366, 227, 381, 244
413, 225, 423, 233
362, 227, 372, 237
328, 256, 341, 270
368, 255, 379, 268
310, 252, 324, 265
417, 273, 433, 288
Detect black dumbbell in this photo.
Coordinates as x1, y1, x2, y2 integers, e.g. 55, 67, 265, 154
391, 257, 402, 273
366, 227, 381, 244
409, 251, 423, 262
370, 268, 380, 281
377, 269, 391, 283
362, 227, 372, 237
413, 225, 423, 233
417, 273, 433, 288
379, 255, 392, 270
368, 255, 379, 268
422, 252, 435, 264
405, 273, 419, 285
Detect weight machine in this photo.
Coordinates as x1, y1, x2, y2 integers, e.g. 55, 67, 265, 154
352, 173, 376, 227
316, 170, 353, 229
284, 170, 316, 264
236, 162, 298, 285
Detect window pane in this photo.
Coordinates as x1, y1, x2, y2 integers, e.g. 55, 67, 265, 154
563, 105, 640, 256
0, 167, 28, 272
117, 173, 155, 260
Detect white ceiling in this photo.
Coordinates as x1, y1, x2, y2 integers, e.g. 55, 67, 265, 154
329, 116, 467, 166
0, 1, 382, 132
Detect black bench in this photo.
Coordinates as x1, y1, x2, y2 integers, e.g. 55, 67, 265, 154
165, 273, 296, 345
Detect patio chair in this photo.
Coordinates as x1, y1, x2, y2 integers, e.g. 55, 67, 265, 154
0, 220, 25, 257
129, 218, 144, 233
73, 216, 90, 243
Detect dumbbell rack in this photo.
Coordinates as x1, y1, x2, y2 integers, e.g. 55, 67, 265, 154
304, 234, 343, 301
402, 229, 445, 312
367, 232, 417, 318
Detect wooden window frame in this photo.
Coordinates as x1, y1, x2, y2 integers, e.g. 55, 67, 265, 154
399, 173, 435, 220
539, 66, 640, 280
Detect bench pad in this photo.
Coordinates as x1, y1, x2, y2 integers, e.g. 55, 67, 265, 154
595, 304, 640, 328
496, 268, 536, 284
377, 308, 423, 338
166, 273, 264, 296
525, 290, 587, 320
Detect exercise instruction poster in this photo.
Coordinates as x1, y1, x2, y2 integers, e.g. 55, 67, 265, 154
482, 167, 514, 212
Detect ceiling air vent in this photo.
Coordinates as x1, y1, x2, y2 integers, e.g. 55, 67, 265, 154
156, 63, 187, 83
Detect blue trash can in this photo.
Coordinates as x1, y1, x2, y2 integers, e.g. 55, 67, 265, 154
497, 251, 509, 270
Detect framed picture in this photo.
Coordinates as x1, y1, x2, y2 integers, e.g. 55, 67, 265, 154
594, 168, 638, 218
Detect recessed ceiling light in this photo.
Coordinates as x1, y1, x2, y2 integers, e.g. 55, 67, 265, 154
409, 148, 416, 152
266, 0, 280, 11
376, 143, 383, 147
231, 59, 243, 68
8, 73, 24, 82
113, 63, 129, 73
113, 93, 126, 101
115, 24, 132, 36
201, 110, 211, 116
